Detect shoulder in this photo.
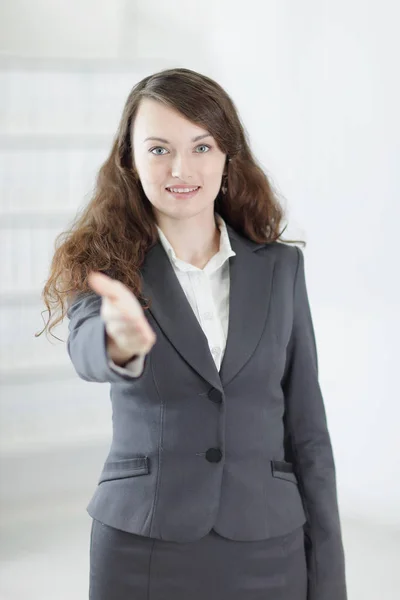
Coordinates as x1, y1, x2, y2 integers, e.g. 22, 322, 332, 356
255, 240, 302, 273
226, 223, 303, 276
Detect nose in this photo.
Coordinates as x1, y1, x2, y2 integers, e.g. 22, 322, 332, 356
171, 153, 193, 181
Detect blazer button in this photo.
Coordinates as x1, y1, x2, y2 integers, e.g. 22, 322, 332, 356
208, 388, 222, 404
205, 448, 222, 463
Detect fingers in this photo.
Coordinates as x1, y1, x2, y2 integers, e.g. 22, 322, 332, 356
88, 272, 120, 301
88, 271, 156, 355
104, 309, 156, 354
88, 271, 143, 320
101, 297, 146, 334
106, 317, 153, 353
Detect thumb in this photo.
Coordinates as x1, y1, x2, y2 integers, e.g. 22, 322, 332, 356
88, 272, 143, 320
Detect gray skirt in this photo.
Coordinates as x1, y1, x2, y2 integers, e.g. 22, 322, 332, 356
89, 519, 307, 600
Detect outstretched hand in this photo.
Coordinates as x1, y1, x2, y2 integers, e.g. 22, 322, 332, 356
88, 272, 156, 360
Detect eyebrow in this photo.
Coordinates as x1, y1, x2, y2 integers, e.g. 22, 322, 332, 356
143, 133, 212, 143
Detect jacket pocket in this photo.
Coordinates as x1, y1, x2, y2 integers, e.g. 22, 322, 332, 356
99, 456, 149, 484
271, 460, 298, 484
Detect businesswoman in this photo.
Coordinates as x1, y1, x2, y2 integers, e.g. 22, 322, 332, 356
40, 68, 347, 599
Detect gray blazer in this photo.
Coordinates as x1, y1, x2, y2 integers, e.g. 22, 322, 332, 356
67, 225, 347, 600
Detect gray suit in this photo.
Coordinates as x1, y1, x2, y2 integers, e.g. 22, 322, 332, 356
67, 225, 347, 599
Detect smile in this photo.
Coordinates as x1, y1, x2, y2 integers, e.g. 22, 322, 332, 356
165, 186, 201, 199
166, 186, 200, 193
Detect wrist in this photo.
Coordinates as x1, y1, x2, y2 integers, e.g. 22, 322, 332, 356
119, 354, 139, 367
106, 335, 138, 366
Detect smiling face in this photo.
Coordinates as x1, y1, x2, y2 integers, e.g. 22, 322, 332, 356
131, 98, 227, 223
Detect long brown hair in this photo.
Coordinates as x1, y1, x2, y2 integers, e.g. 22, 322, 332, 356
38, 67, 304, 339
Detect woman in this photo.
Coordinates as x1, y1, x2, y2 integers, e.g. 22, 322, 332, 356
40, 68, 347, 599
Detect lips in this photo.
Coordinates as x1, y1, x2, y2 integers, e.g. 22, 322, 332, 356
165, 186, 201, 199
166, 186, 200, 193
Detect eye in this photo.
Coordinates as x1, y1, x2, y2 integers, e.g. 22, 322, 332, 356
150, 147, 169, 155
195, 144, 211, 153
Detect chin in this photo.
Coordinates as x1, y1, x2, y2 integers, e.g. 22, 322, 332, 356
157, 202, 214, 221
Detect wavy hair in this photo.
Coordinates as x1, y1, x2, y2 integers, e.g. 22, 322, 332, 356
38, 67, 304, 339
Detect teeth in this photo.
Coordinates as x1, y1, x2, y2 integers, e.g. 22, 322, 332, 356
168, 187, 199, 193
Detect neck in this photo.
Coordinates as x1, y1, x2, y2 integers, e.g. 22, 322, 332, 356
156, 210, 220, 269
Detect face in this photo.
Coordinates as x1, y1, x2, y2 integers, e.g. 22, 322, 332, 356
131, 98, 227, 223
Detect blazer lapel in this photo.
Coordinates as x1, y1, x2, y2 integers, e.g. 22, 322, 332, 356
140, 225, 276, 392
140, 241, 223, 392
219, 226, 276, 386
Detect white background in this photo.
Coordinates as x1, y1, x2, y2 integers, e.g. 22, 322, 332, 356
0, 2, 399, 597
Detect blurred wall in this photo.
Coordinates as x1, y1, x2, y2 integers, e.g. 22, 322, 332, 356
0, 0, 124, 59
0, 0, 398, 528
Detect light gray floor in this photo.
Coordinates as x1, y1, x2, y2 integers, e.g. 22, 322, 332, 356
1, 506, 399, 600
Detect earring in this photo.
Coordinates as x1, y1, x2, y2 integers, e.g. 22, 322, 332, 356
221, 155, 231, 194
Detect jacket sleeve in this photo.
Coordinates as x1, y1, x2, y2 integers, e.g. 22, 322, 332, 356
108, 353, 146, 377
67, 292, 148, 383
282, 246, 347, 600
